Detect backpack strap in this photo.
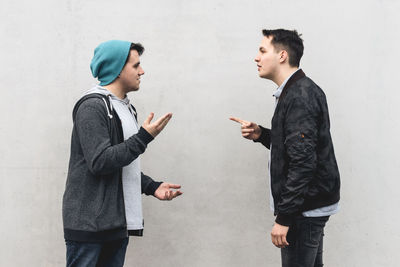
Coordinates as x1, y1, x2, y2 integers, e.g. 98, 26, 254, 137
72, 93, 125, 143
72, 93, 114, 122
129, 104, 138, 121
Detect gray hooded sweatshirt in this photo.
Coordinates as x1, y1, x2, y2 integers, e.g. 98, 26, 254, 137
63, 85, 161, 242
85, 85, 144, 230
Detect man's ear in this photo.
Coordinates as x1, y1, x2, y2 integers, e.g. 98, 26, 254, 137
279, 50, 288, 63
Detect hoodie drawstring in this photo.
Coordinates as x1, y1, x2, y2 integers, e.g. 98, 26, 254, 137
108, 95, 114, 113
101, 97, 113, 119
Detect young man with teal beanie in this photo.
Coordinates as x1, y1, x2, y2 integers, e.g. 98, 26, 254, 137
63, 40, 183, 267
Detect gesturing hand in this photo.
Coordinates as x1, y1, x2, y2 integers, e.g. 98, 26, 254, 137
154, 182, 183, 201
271, 223, 290, 248
229, 117, 261, 140
142, 112, 172, 138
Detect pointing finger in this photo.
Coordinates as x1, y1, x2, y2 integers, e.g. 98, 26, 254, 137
229, 117, 247, 125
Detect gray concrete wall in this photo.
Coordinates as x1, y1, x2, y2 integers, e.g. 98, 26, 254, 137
1, 0, 399, 266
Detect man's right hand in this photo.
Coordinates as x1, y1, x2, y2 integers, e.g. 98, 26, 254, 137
142, 112, 172, 138
229, 117, 261, 140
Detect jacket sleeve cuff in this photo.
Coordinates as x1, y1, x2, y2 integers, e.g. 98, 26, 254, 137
146, 181, 163, 196
253, 126, 271, 149
275, 213, 294, 227
137, 127, 154, 145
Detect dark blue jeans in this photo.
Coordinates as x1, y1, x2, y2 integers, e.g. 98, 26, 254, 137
65, 238, 129, 267
281, 216, 329, 267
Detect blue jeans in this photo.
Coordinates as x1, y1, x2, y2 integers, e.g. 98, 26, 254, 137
66, 238, 129, 267
281, 216, 329, 267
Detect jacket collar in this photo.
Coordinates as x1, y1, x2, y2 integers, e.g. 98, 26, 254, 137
278, 69, 306, 101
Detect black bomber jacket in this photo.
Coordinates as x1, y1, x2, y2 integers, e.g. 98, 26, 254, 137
255, 70, 340, 226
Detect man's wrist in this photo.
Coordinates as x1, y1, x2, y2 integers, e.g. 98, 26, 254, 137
253, 125, 264, 142
148, 181, 163, 196
138, 127, 154, 145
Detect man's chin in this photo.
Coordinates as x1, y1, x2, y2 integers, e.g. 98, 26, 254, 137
258, 73, 270, 79
125, 87, 139, 94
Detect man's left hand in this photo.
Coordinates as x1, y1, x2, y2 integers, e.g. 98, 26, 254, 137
271, 223, 289, 248
154, 182, 182, 200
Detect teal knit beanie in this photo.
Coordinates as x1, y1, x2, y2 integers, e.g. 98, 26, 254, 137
90, 40, 131, 86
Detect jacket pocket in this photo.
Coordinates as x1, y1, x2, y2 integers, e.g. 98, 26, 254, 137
285, 131, 315, 163
284, 131, 302, 145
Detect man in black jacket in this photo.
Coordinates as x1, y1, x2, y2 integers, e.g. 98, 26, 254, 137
63, 40, 182, 267
230, 29, 340, 266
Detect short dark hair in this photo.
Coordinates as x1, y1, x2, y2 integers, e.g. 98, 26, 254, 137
124, 43, 144, 65
262, 29, 304, 67
130, 43, 144, 55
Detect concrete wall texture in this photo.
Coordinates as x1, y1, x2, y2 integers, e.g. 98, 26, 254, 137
1, 0, 399, 266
